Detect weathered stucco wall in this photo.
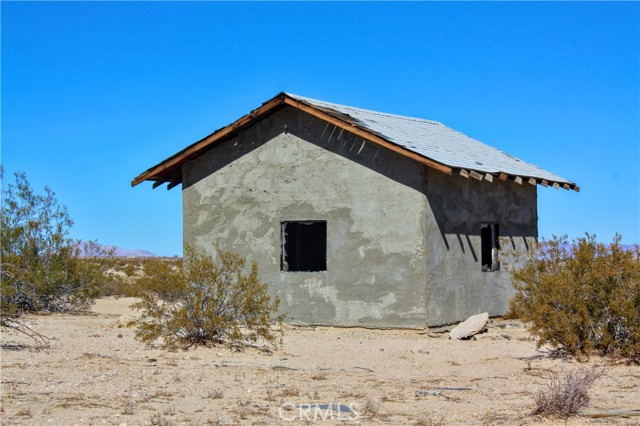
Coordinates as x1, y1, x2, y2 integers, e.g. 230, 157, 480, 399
423, 169, 537, 325
183, 107, 429, 328
181, 106, 538, 327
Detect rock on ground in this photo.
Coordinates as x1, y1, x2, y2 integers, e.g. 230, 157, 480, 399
449, 312, 489, 340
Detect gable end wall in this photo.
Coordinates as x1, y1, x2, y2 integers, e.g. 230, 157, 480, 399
182, 107, 429, 328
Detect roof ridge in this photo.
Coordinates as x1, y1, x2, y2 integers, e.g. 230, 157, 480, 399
284, 92, 444, 127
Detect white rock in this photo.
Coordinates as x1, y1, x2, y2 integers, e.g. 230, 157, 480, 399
449, 312, 489, 340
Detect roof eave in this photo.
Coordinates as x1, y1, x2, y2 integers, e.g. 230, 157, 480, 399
454, 168, 579, 192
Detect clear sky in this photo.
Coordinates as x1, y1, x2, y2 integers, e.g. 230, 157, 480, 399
2, 2, 638, 256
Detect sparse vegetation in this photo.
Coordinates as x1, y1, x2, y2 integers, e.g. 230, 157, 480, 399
129, 245, 284, 350
363, 396, 381, 418
280, 386, 300, 397
414, 414, 446, 426
2, 296, 639, 425
15, 407, 32, 417
149, 412, 174, 426
101, 257, 182, 298
206, 389, 223, 399
531, 366, 603, 418
509, 234, 640, 362
310, 372, 327, 380
1, 170, 113, 345
121, 401, 136, 415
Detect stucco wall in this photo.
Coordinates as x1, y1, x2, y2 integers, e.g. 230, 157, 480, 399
182, 107, 429, 328
423, 169, 537, 325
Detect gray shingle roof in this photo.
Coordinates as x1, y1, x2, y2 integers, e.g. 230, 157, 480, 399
286, 93, 573, 185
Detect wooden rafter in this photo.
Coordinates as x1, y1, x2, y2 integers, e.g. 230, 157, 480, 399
152, 178, 170, 189
456, 169, 577, 192
167, 180, 181, 190
469, 170, 484, 180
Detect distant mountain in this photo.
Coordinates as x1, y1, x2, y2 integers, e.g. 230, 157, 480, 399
78, 241, 156, 258
111, 247, 157, 257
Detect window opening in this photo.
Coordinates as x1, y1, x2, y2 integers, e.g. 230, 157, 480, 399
481, 223, 500, 272
281, 221, 327, 272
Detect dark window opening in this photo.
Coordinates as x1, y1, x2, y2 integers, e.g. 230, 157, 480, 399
281, 221, 327, 272
481, 223, 500, 272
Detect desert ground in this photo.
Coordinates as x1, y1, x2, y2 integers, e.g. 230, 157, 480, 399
1, 297, 638, 425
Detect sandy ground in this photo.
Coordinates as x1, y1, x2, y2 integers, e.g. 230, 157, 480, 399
1, 297, 638, 426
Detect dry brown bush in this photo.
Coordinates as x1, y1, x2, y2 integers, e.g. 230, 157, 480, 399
414, 414, 446, 426
531, 366, 603, 418
207, 389, 223, 399
363, 396, 381, 418
509, 234, 640, 362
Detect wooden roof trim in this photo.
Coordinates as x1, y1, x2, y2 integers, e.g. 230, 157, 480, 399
131, 94, 288, 187
283, 97, 453, 175
455, 168, 578, 191
167, 180, 181, 190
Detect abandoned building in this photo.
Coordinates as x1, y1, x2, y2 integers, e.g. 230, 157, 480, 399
132, 92, 577, 327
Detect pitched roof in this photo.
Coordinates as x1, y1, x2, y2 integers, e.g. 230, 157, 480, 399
132, 92, 578, 191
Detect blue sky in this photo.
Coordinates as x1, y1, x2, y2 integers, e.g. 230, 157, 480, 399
2, 2, 638, 256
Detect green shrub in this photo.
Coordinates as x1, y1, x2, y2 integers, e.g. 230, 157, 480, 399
130, 246, 283, 350
1, 171, 112, 321
509, 234, 640, 361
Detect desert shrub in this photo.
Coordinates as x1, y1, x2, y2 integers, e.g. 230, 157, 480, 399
99, 270, 138, 298
100, 258, 144, 297
133, 257, 185, 302
130, 245, 283, 349
413, 415, 446, 426
363, 396, 382, 418
123, 262, 138, 277
532, 366, 603, 418
1, 171, 112, 325
101, 258, 185, 298
509, 234, 640, 361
